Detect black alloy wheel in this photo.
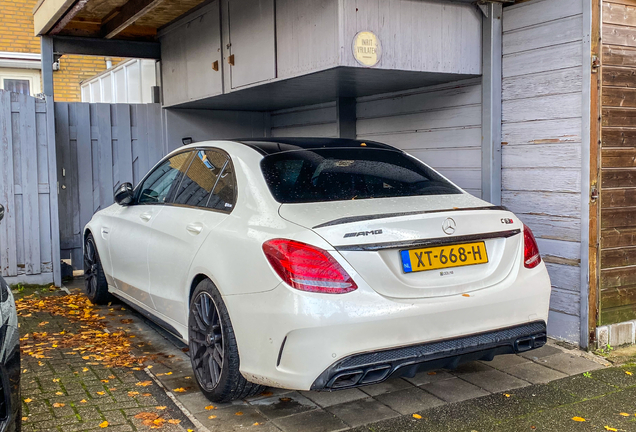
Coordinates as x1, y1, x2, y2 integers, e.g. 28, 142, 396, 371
83, 234, 111, 304
189, 291, 224, 390
188, 279, 264, 402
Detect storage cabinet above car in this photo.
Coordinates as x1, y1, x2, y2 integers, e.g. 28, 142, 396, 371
159, 0, 482, 110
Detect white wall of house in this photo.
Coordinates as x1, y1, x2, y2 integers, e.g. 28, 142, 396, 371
502, 0, 585, 343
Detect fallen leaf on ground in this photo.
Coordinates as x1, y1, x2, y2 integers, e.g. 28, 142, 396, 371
52, 403, 65, 408
128, 391, 139, 396
413, 414, 422, 419
120, 319, 134, 324
572, 417, 586, 422
99, 421, 108, 428
136, 381, 153, 387
156, 406, 167, 410
235, 411, 244, 416
620, 413, 630, 417
626, 371, 633, 376
96, 391, 105, 395
80, 399, 87, 403
205, 405, 216, 410
604, 427, 617, 432
173, 387, 186, 393
208, 415, 217, 419
168, 419, 180, 424
24, 398, 32, 403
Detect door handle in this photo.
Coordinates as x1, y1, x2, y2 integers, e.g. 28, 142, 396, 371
139, 213, 152, 222
186, 223, 203, 235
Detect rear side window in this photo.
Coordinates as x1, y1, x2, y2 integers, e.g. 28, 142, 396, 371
137, 151, 193, 204
207, 158, 236, 211
261, 148, 462, 203
172, 150, 227, 207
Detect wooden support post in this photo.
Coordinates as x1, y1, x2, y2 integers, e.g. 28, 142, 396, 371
337, 97, 356, 139
481, 3, 502, 205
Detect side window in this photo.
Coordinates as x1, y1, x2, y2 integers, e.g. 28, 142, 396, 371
172, 150, 227, 207
137, 152, 193, 204
206, 158, 236, 212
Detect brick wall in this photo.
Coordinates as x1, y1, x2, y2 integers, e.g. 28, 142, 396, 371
54, 55, 123, 102
0, 0, 119, 101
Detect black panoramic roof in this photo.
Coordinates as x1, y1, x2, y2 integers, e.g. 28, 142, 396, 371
235, 138, 400, 155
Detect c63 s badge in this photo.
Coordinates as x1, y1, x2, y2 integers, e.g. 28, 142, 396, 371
344, 229, 383, 238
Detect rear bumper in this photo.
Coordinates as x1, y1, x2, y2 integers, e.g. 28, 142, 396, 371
311, 321, 546, 390
225, 261, 551, 391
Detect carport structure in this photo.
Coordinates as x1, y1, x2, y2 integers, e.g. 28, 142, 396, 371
23, 0, 627, 350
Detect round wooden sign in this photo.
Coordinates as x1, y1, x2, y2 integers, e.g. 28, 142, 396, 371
352, 31, 381, 67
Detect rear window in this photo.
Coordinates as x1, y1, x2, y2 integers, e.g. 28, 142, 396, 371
260, 148, 462, 203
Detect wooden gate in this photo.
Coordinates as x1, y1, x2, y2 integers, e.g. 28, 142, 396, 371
0, 91, 61, 286
55, 103, 164, 268
597, 0, 636, 325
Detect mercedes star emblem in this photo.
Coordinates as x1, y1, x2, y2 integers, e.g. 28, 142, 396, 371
442, 218, 456, 235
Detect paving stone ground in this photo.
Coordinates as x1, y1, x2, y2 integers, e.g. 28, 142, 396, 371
18, 284, 196, 432
19, 278, 613, 432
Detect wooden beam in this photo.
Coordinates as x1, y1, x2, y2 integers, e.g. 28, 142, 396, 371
48, 0, 90, 35
101, 0, 164, 39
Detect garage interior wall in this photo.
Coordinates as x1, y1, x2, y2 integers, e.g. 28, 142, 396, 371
163, 109, 268, 152
268, 78, 483, 197
502, 0, 584, 343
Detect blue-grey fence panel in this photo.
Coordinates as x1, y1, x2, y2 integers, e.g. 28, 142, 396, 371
55, 102, 163, 269
0, 90, 60, 285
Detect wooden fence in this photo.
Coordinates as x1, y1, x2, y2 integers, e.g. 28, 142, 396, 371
0, 91, 61, 286
55, 102, 164, 268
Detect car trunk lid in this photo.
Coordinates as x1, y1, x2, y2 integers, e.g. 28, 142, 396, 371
279, 195, 523, 299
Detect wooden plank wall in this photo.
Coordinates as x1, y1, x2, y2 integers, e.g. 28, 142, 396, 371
55, 103, 164, 268
599, 0, 636, 325
270, 102, 338, 138
356, 78, 483, 197
502, 0, 584, 343
0, 91, 59, 285
339, 0, 482, 75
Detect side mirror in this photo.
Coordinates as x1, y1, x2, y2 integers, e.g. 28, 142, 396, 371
0, 204, 4, 222
114, 183, 134, 206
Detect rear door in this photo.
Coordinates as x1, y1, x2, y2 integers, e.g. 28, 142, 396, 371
109, 151, 193, 307
147, 149, 236, 325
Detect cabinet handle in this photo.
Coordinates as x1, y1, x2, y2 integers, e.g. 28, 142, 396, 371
228, 54, 235, 66
212, 60, 219, 71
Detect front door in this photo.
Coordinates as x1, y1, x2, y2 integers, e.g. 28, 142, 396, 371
147, 149, 236, 326
109, 150, 194, 308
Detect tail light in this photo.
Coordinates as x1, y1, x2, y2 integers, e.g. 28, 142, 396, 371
262, 239, 357, 294
523, 224, 541, 269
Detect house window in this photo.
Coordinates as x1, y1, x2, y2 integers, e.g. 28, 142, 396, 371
3, 79, 30, 95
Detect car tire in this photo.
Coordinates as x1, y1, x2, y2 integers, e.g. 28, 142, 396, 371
188, 279, 265, 402
83, 233, 112, 305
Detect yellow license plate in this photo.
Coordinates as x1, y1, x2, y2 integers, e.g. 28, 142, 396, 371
400, 241, 488, 273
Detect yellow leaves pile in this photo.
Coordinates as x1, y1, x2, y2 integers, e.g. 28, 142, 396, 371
16, 293, 146, 369
133, 411, 181, 429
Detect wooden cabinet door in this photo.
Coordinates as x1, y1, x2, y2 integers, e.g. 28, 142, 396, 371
161, 2, 223, 106
228, 0, 276, 89
186, 2, 223, 100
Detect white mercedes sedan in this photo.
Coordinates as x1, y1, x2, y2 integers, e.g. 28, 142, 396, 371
83, 138, 551, 402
